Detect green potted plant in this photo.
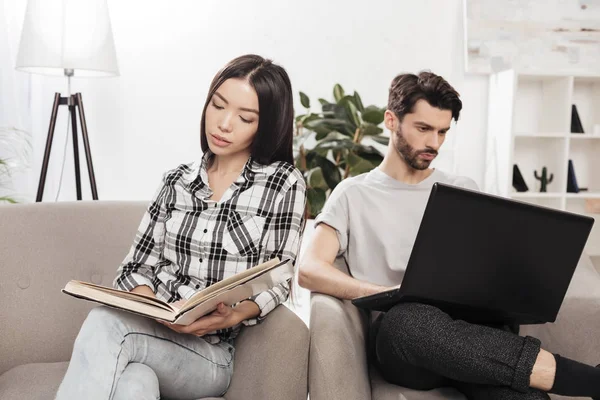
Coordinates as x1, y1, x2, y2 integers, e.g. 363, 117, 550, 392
294, 84, 389, 218
0, 126, 31, 204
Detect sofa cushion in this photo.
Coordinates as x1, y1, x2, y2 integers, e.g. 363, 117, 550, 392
370, 368, 466, 400
0, 362, 67, 400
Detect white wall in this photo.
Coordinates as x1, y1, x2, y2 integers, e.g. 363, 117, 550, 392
3, 0, 489, 202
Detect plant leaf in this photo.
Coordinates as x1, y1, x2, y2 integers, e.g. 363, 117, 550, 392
295, 156, 304, 170
0, 196, 17, 204
315, 139, 355, 152
339, 96, 361, 129
354, 144, 385, 166
346, 153, 376, 176
360, 122, 383, 136
308, 167, 328, 189
354, 143, 385, 156
323, 103, 349, 122
306, 118, 354, 137
362, 105, 385, 125
315, 147, 329, 157
306, 188, 327, 217
333, 84, 345, 102
304, 119, 334, 136
353, 91, 365, 112
371, 135, 390, 145
304, 151, 319, 169
333, 148, 348, 162
293, 130, 313, 151
320, 131, 349, 141
299, 92, 310, 109
313, 154, 342, 189
318, 98, 330, 106
299, 113, 321, 126
313, 131, 351, 148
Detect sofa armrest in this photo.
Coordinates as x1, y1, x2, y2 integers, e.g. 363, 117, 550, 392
0, 201, 147, 375
225, 305, 308, 400
521, 295, 600, 365
309, 292, 372, 400
521, 254, 600, 365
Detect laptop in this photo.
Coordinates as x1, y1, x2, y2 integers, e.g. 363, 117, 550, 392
352, 183, 595, 325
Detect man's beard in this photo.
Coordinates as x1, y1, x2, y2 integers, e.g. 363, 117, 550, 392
393, 126, 438, 171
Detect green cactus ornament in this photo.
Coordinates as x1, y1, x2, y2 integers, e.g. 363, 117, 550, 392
534, 167, 554, 193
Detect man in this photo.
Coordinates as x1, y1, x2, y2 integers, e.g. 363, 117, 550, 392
299, 71, 599, 399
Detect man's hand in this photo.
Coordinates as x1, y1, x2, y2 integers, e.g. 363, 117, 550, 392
159, 301, 260, 337
353, 283, 401, 299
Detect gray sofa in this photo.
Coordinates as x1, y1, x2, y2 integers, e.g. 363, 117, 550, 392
0, 201, 309, 400
309, 256, 600, 400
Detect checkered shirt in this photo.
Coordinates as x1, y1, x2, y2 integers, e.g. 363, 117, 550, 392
114, 153, 306, 342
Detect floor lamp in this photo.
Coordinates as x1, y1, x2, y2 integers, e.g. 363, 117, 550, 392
15, 0, 119, 201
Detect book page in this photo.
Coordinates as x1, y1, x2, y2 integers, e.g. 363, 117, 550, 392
181, 259, 290, 312
182, 258, 283, 308
173, 286, 254, 325
173, 261, 294, 324
63, 281, 174, 311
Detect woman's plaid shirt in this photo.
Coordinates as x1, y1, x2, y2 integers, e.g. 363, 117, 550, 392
114, 154, 306, 342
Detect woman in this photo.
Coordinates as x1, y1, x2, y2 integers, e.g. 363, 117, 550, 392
55, 54, 307, 400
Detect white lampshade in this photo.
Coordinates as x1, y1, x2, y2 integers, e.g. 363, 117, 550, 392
15, 0, 119, 77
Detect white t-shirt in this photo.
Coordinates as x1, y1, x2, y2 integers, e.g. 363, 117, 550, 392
315, 167, 478, 287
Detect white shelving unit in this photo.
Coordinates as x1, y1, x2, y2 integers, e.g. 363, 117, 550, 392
485, 71, 600, 256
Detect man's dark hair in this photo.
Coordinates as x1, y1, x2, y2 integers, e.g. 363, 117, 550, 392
387, 71, 462, 122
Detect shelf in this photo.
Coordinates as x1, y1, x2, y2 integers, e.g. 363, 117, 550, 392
518, 74, 574, 82
514, 132, 567, 138
510, 193, 600, 199
569, 135, 600, 140
487, 71, 600, 257
510, 192, 562, 199
513, 77, 571, 134
573, 76, 600, 84
573, 79, 600, 136
569, 139, 600, 194
566, 193, 600, 199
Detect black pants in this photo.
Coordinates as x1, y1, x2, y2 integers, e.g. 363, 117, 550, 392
370, 302, 550, 400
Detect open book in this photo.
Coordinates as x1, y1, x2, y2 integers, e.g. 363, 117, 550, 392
62, 258, 292, 325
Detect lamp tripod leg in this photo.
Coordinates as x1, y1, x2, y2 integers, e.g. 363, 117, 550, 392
70, 96, 82, 200
75, 93, 99, 200
35, 93, 62, 202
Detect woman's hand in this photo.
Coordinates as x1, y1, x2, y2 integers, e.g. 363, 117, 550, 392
159, 301, 260, 337
131, 285, 156, 298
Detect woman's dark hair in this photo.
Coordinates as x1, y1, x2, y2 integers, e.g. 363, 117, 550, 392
387, 71, 462, 122
200, 54, 294, 165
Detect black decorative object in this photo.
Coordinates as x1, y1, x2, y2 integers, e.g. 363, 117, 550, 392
571, 104, 585, 134
534, 167, 553, 192
567, 159, 580, 193
512, 164, 528, 192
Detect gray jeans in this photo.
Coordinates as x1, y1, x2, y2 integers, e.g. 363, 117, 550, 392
55, 307, 234, 400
